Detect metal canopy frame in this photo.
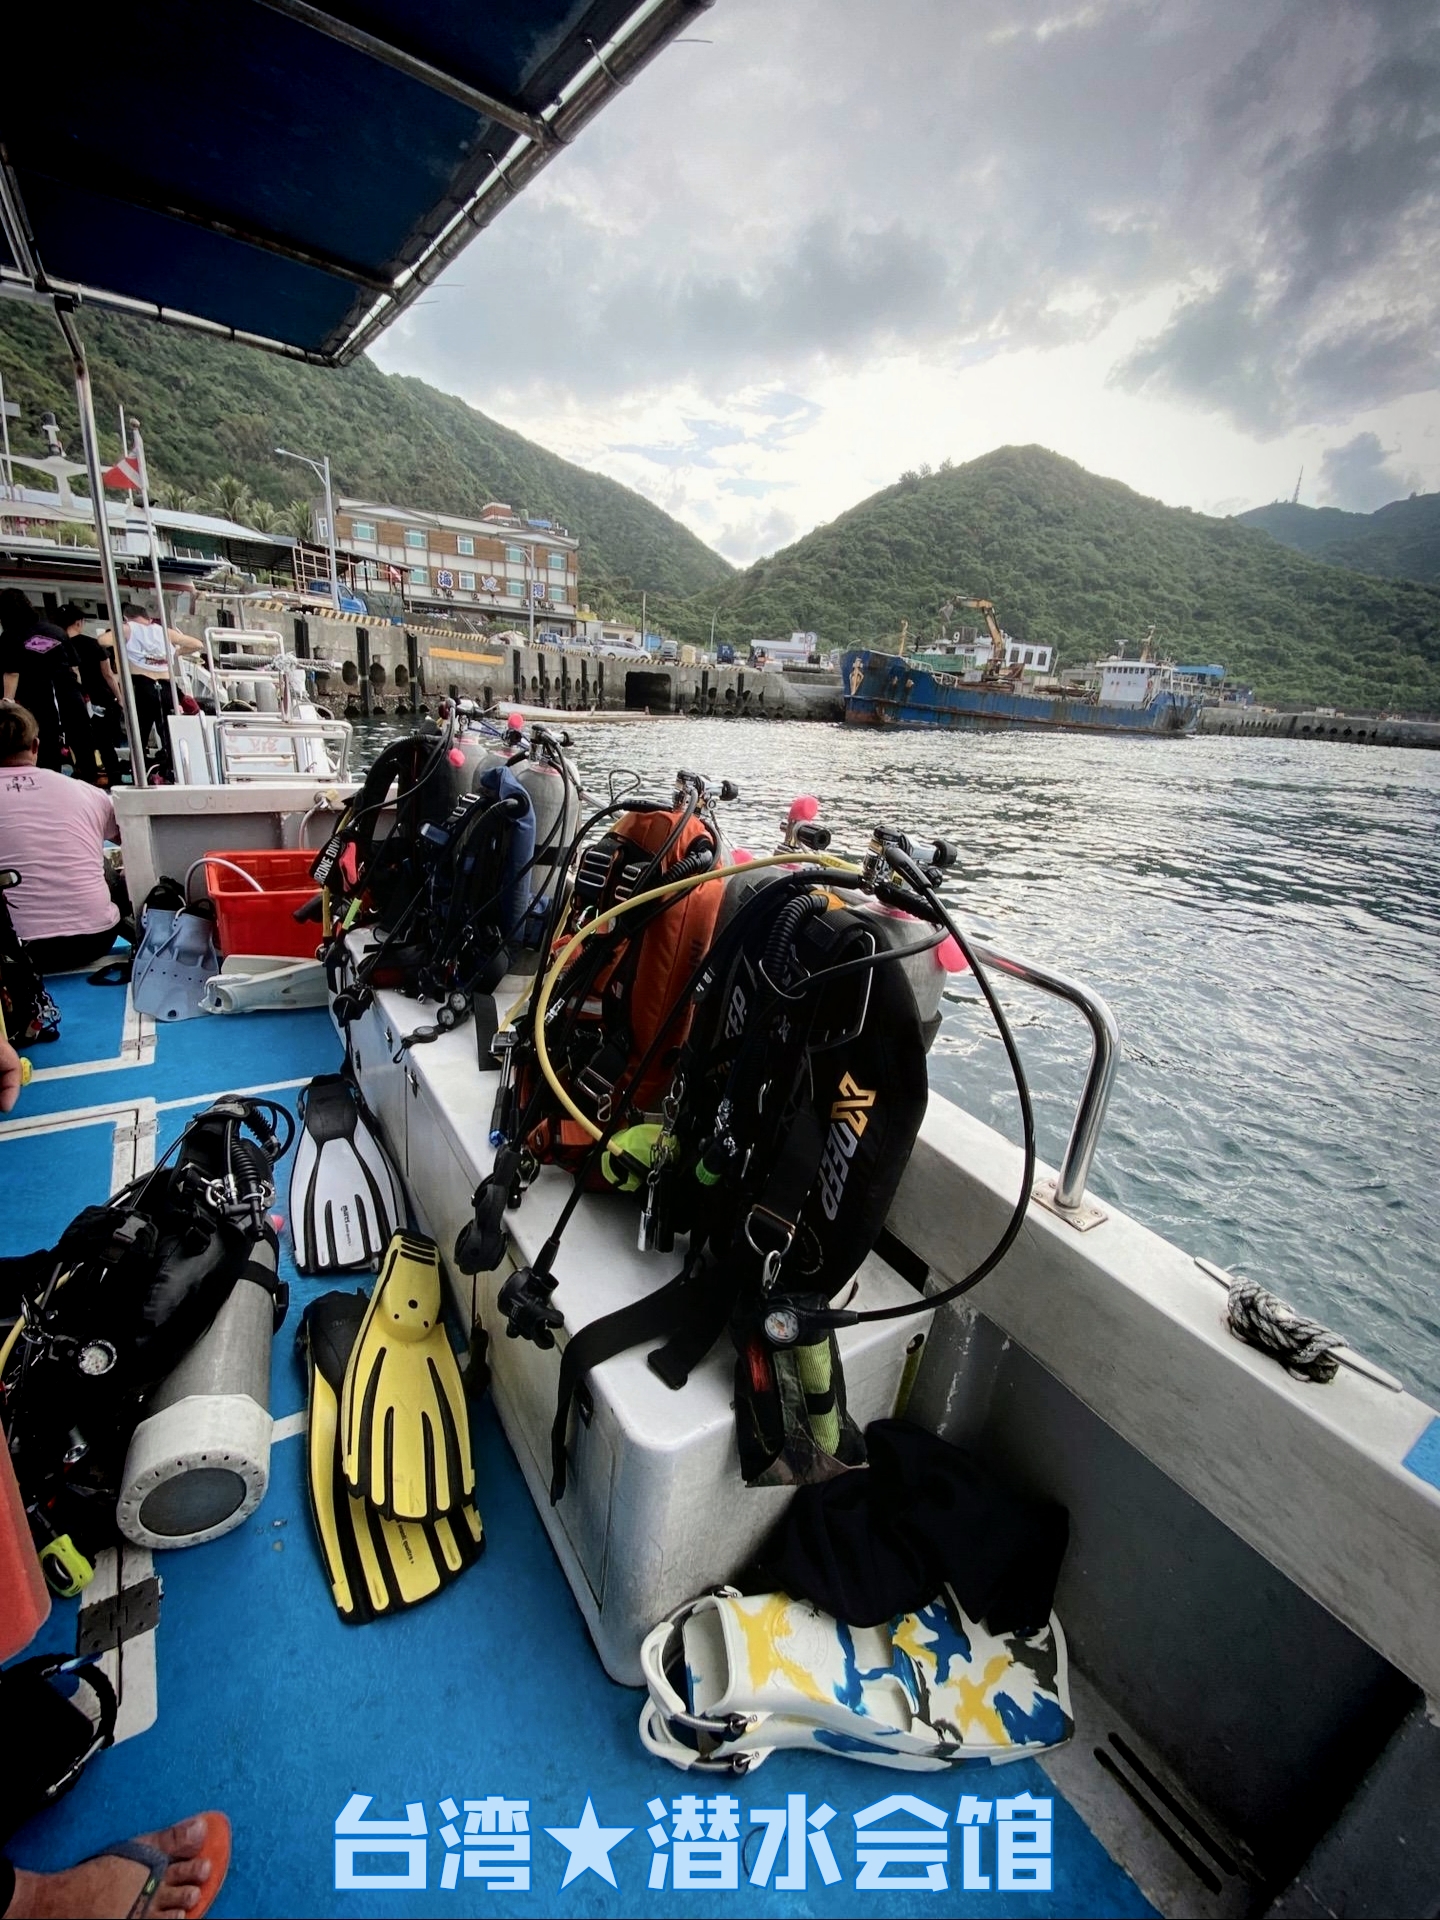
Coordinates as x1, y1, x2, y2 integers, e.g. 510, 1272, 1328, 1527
0, 0, 714, 368
0, 0, 710, 781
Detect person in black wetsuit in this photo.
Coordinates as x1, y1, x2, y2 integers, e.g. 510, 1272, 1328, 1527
56, 605, 123, 788
0, 590, 98, 783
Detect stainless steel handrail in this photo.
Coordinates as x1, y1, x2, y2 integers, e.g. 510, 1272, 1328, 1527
970, 942, 1120, 1212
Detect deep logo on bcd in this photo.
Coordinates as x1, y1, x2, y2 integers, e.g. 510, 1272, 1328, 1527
818, 1074, 876, 1220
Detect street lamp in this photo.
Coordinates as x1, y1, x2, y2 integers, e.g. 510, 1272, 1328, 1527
275, 446, 340, 614
709, 608, 718, 654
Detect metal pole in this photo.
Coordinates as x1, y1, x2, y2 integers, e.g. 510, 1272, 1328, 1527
527, 541, 535, 645
970, 941, 1119, 1211
641, 590, 646, 650
133, 425, 182, 715
709, 608, 717, 653
55, 304, 147, 784
322, 455, 340, 614
0, 371, 13, 489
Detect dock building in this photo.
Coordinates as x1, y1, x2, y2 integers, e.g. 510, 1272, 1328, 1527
324, 497, 580, 636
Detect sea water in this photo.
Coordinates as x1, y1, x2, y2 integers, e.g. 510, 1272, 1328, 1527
357, 716, 1440, 1408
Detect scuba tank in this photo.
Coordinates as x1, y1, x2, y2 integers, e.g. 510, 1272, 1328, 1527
475, 808, 957, 1502
0, 1097, 293, 1591
320, 717, 576, 1028
115, 1224, 282, 1550
510, 776, 729, 1172
469, 719, 581, 961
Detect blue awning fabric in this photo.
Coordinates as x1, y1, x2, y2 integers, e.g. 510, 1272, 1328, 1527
0, 0, 707, 363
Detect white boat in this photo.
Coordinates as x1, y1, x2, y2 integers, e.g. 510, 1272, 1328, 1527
500, 701, 676, 726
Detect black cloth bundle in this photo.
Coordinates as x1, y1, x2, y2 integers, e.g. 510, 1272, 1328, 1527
754, 1419, 1069, 1632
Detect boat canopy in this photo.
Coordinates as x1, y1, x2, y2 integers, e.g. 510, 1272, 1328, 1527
0, 0, 709, 365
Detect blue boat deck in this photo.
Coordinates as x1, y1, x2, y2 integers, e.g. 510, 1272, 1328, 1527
2, 973, 1153, 1918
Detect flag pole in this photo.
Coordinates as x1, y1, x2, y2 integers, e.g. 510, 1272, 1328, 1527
53, 305, 148, 785
132, 424, 182, 716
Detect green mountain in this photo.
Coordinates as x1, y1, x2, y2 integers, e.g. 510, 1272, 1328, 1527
1236, 496, 1440, 587
661, 447, 1440, 713
0, 303, 733, 601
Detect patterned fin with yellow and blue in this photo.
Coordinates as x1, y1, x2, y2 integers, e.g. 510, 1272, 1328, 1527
638, 1587, 1071, 1775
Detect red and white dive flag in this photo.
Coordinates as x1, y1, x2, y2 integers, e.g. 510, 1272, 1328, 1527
102, 445, 142, 490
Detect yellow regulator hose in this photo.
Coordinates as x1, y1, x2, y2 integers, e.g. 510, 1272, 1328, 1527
530, 851, 864, 1142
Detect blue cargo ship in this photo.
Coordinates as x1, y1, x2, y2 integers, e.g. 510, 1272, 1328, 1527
841, 645, 1202, 735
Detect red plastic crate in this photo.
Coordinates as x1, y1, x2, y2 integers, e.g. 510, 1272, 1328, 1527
204, 849, 321, 960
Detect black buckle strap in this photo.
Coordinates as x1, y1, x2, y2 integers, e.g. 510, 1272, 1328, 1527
549, 1264, 712, 1504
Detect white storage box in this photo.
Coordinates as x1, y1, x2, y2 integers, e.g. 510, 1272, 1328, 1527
343, 984, 934, 1684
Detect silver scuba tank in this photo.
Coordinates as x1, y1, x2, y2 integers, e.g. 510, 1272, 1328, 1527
115, 1228, 280, 1551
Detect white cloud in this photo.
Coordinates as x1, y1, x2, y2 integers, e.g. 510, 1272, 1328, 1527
372, 0, 1440, 564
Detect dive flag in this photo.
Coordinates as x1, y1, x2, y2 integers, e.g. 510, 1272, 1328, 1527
102, 450, 141, 490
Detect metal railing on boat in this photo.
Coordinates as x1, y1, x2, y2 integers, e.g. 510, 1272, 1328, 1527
970, 941, 1120, 1228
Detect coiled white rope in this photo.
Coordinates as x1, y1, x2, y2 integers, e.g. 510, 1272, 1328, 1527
1225, 1277, 1342, 1384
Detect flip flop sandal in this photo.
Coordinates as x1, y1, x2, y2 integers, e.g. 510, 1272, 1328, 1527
97, 1811, 232, 1919
639, 1587, 1072, 1776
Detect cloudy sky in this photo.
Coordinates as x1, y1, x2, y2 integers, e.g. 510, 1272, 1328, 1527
373, 0, 1440, 566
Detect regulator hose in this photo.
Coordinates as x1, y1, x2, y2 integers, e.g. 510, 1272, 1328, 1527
778, 843, 1037, 1336
531, 851, 867, 1141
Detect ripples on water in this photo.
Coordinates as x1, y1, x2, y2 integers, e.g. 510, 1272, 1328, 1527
357, 716, 1440, 1407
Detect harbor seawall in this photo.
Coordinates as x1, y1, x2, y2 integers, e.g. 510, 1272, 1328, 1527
179, 601, 845, 721
177, 603, 1436, 744
1199, 707, 1440, 749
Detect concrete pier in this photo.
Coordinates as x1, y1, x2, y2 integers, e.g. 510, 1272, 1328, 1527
1199, 706, 1440, 750
178, 598, 846, 721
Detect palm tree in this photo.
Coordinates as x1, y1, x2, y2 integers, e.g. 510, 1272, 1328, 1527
245, 497, 278, 533
205, 473, 252, 522
282, 497, 314, 543
154, 481, 199, 511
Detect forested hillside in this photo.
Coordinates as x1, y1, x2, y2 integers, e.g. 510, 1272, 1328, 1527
1237, 496, 1440, 588
0, 304, 733, 601
660, 448, 1440, 713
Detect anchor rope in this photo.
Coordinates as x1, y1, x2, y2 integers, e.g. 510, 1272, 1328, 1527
1225, 1277, 1342, 1384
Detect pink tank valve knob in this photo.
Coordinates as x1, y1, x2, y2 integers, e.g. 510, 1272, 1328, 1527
269, 1213, 286, 1234
507, 711, 525, 733
936, 934, 968, 973
447, 748, 466, 767
732, 847, 755, 864
787, 795, 820, 823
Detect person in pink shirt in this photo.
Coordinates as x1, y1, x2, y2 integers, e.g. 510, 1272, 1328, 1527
0, 703, 129, 973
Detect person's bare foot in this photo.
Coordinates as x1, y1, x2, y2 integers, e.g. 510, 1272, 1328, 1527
7, 1817, 217, 1918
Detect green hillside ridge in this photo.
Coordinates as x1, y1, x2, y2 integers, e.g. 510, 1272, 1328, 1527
1236, 496, 1440, 588
655, 447, 1440, 713
0, 304, 732, 601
